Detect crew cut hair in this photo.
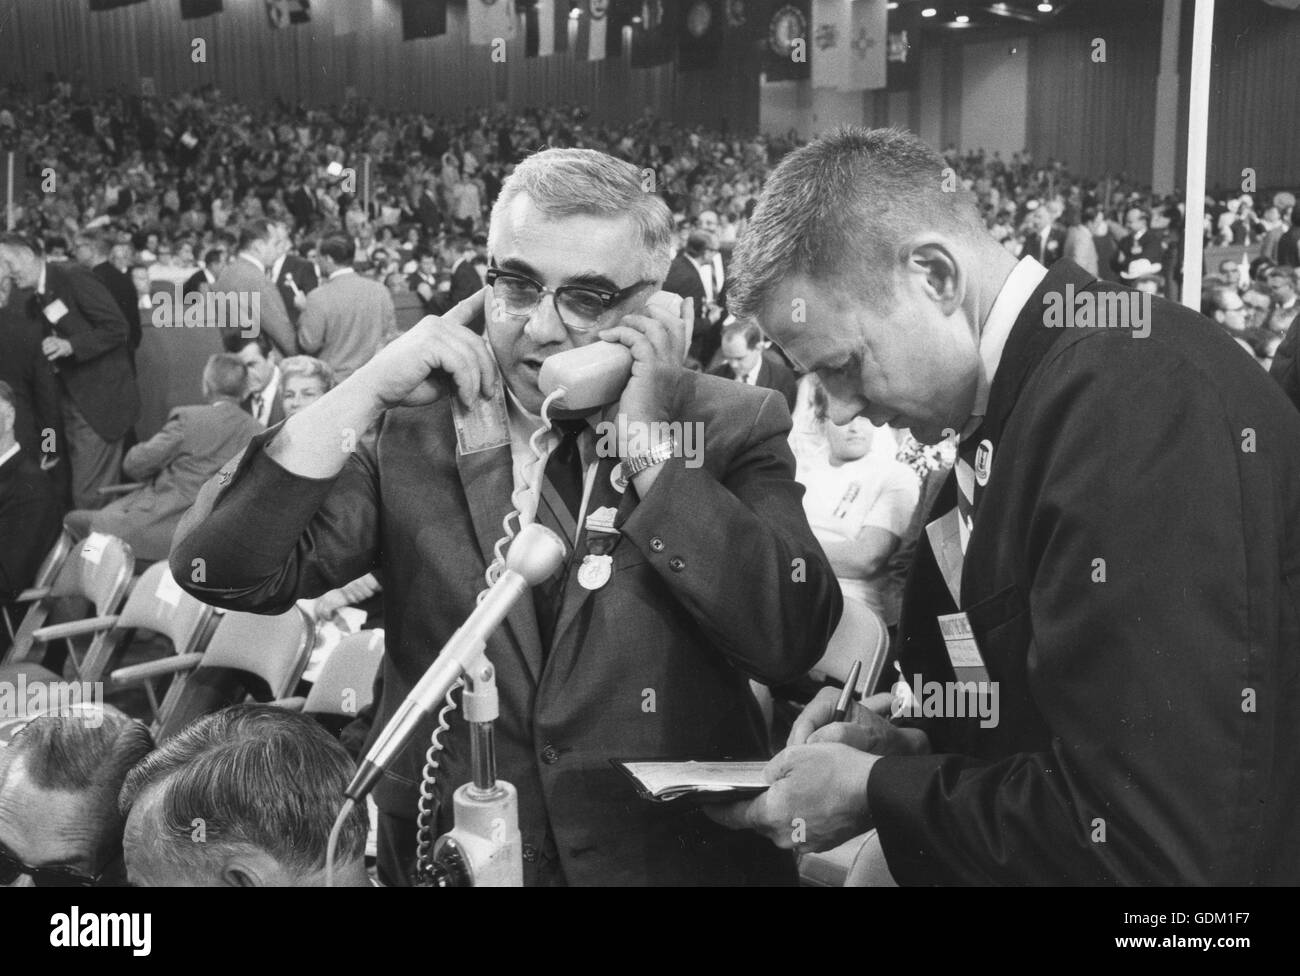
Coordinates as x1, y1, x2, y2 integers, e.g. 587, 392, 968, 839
728, 127, 987, 321
488, 147, 674, 281
117, 704, 369, 874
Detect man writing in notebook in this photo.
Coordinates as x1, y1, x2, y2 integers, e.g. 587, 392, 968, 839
708, 127, 1300, 884
170, 148, 840, 887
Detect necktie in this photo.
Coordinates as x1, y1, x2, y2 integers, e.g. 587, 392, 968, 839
533, 419, 587, 653
955, 436, 980, 554
251, 395, 264, 420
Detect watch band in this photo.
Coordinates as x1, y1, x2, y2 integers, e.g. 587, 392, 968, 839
619, 438, 676, 481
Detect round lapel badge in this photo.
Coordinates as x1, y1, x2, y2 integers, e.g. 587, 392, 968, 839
577, 554, 613, 591
974, 439, 993, 487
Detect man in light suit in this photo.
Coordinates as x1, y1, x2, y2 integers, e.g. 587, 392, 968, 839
63, 354, 261, 563
709, 320, 798, 412
211, 219, 297, 358
296, 233, 397, 382
712, 126, 1300, 885
170, 148, 840, 887
0, 234, 140, 510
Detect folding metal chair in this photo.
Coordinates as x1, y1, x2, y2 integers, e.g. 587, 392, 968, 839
0, 532, 135, 683
111, 606, 314, 740
276, 629, 384, 735
2, 528, 74, 646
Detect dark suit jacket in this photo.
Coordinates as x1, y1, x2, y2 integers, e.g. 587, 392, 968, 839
663, 253, 712, 364
1269, 313, 1300, 414
0, 448, 63, 604
88, 401, 262, 562
1111, 229, 1165, 277
240, 387, 286, 429
447, 258, 483, 308
171, 372, 841, 885
93, 261, 141, 353
182, 267, 212, 301
275, 254, 319, 327
870, 260, 1300, 884
709, 353, 798, 413
38, 262, 140, 442
1023, 225, 1068, 266
0, 306, 61, 461
1277, 227, 1300, 270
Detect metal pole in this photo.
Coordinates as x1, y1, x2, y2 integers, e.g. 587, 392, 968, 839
1180, 0, 1215, 310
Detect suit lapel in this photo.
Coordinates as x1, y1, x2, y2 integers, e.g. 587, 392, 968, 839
455, 442, 544, 685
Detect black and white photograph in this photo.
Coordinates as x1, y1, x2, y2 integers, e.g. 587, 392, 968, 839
0, 0, 1294, 945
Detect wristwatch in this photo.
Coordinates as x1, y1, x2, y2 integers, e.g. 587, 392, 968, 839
617, 438, 677, 487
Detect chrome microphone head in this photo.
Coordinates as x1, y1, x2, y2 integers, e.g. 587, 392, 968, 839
506, 524, 568, 585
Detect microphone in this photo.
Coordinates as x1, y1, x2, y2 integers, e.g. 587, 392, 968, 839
344, 522, 567, 802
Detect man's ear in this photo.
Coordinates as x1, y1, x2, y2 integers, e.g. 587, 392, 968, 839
220, 850, 277, 888
903, 241, 963, 317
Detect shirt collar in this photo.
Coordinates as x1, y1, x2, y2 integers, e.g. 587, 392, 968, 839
36, 262, 47, 294
329, 267, 356, 281
743, 356, 763, 386
0, 443, 19, 468
240, 252, 265, 275
963, 256, 1049, 440
271, 254, 286, 280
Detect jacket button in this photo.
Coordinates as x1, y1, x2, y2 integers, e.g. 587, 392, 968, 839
669, 557, 685, 572
541, 744, 560, 764
522, 844, 538, 863
650, 537, 665, 552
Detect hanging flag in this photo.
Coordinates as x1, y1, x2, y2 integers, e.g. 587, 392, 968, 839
678, 0, 723, 71
468, 0, 518, 46
400, 0, 447, 39
89, 0, 146, 10
886, 0, 920, 91
843, 0, 887, 91
266, 0, 311, 29
764, 0, 810, 81
811, 0, 849, 89
630, 0, 676, 67
180, 0, 223, 18
574, 0, 623, 61
526, 0, 569, 57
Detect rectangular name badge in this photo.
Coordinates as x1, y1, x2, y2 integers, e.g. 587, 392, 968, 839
44, 298, 70, 324
937, 611, 989, 683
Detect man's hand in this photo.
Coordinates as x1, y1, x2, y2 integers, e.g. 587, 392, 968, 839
42, 336, 73, 361
597, 293, 693, 495
787, 686, 931, 755
703, 744, 878, 853
351, 287, 495, 411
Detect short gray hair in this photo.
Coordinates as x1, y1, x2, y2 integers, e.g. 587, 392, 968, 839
728, 127, 988, 320
118, 704, 369, 875
488, 147, 674, 280
280, 355, 336, 393
202, 353, 248, 400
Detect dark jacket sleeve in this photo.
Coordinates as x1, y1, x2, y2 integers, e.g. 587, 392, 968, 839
1269, 320, 1300, 415
617, 387, 841, 685
169, 423, 380, 611
870, 340, 1274, 884
61, 268, 131, 364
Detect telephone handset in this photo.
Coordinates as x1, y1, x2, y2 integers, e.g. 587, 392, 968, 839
536, 289, 680, 411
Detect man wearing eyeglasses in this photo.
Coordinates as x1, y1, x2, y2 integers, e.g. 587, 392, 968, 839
171, 147, 841, 887
0, 705, 153, 888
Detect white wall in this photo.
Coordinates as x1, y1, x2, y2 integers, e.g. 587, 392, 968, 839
958, 37, 1029, 159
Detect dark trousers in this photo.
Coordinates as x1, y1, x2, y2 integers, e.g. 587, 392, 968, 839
62, 398, 123, 510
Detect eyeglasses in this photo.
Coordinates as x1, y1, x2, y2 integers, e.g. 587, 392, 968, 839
485, 265, 654, 333
0, 842, 113, 887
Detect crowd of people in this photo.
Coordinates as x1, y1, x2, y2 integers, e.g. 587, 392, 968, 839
3, 78, 1300, 887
